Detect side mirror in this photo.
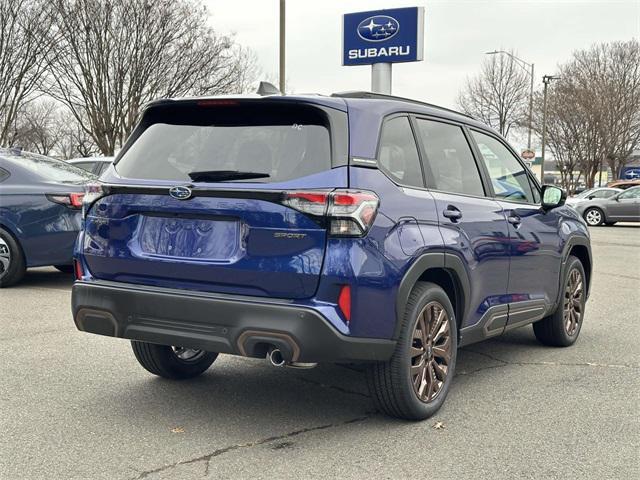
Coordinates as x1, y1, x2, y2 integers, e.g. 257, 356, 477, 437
541, 185, 566, 210
587, 195, 595, 200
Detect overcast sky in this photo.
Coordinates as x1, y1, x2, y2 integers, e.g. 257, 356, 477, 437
206, 0, 638, 110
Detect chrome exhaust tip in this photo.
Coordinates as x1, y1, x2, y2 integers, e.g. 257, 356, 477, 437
268, 348, 286, 367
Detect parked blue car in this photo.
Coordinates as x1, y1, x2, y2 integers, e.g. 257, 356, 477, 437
71, 93, 592, 420
0, 149, 94, 286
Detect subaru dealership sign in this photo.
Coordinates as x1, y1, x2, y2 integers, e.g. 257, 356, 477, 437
342, 7, 425, 66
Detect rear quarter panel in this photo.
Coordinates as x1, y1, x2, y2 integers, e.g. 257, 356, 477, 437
0, 188, 81, 267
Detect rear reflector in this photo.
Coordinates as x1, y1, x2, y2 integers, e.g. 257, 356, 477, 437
338, 285, 351, 322
73, 259, 83, 280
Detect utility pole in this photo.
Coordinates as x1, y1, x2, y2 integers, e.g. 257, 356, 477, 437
486, 51, 534, 149
279, 0, 286, 94
541, 75, 560, 184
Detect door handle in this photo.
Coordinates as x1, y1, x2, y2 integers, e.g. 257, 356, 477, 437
507, 214, 521, 227
442, 206, 462, 222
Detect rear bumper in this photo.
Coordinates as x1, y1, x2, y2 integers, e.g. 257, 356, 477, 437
71, 280, 395, 363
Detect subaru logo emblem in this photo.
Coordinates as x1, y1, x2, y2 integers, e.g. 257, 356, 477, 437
357, 15, 400, 42
169, 186, 192, 200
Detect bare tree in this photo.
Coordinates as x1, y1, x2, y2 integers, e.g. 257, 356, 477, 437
533, 40, 640, 189
56, 110, 100, 159
533, 89, 589, 193
47, 0, 257, 155
0, 0, 53, 146
457, 50, 529, 138
11, 100, 64, 155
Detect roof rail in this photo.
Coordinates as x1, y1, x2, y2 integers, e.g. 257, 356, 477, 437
331, 91, 474, 119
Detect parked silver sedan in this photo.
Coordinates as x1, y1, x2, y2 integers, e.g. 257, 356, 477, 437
573, 186, 640, 226
565, 187, 621, 207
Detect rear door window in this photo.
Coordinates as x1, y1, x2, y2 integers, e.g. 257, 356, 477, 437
414, 119, 485, 197
115, 102, 337, 183
377, 116, 424, 188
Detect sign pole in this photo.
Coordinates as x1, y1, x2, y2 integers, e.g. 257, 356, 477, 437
371, 63, 392, 94
342, 7, 424, 92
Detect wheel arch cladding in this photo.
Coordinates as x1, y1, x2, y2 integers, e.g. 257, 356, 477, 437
395, 252, 470, 339
568, 244, 591, 297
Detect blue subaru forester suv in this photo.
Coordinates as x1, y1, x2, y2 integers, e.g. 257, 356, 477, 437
72, 92, 592, 420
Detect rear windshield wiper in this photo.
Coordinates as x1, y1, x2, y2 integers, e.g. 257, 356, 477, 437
187, 170, 270, 182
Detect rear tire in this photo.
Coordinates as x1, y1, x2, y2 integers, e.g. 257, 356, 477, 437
0, 227, 26, 288
367, 282, 457, 420
131, 341, 218, 379
583, 207, 604, 226
533, 256, 586, 347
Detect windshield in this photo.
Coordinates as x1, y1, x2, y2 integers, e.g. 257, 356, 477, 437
0, 149, 95, 182
115, 102, 333, 183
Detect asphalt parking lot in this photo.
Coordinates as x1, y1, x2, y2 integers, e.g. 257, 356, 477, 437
1, 225, 638, 480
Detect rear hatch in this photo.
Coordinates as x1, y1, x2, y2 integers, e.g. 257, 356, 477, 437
82, 98, 349, 299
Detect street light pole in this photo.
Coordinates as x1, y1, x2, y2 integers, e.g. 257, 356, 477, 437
279, 0, 286, 94
528, 62, 534, 149
541, 75, 560, 184
485, 50, 534, 149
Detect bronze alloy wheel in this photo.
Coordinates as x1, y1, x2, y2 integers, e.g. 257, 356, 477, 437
564, 268, 584, 336
410, 301, 452, 403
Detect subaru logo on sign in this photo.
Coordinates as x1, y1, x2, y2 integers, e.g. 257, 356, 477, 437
169, 186, 192, 200
357, 15, 400, 42
343, 7, 424, 66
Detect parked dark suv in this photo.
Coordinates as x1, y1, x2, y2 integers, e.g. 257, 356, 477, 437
72, 92, 592, 420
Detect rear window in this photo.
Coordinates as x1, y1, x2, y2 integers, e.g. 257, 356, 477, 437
115, 102, 340, 183
0, 150, 95, 183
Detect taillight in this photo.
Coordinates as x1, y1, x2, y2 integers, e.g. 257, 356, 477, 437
282, 189, 379, 237
82, 183, 105, 218
328, 191, 379, 236
282, 191, 329, 216
46, 193, 85, 209
338, 285, 351, 322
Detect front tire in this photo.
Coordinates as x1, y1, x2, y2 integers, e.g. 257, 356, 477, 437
583, 207, 604, 226
0, 227, 26, 288
367, 282, 457, 420
533, 256, 586, 347
131, 341, 218, 379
